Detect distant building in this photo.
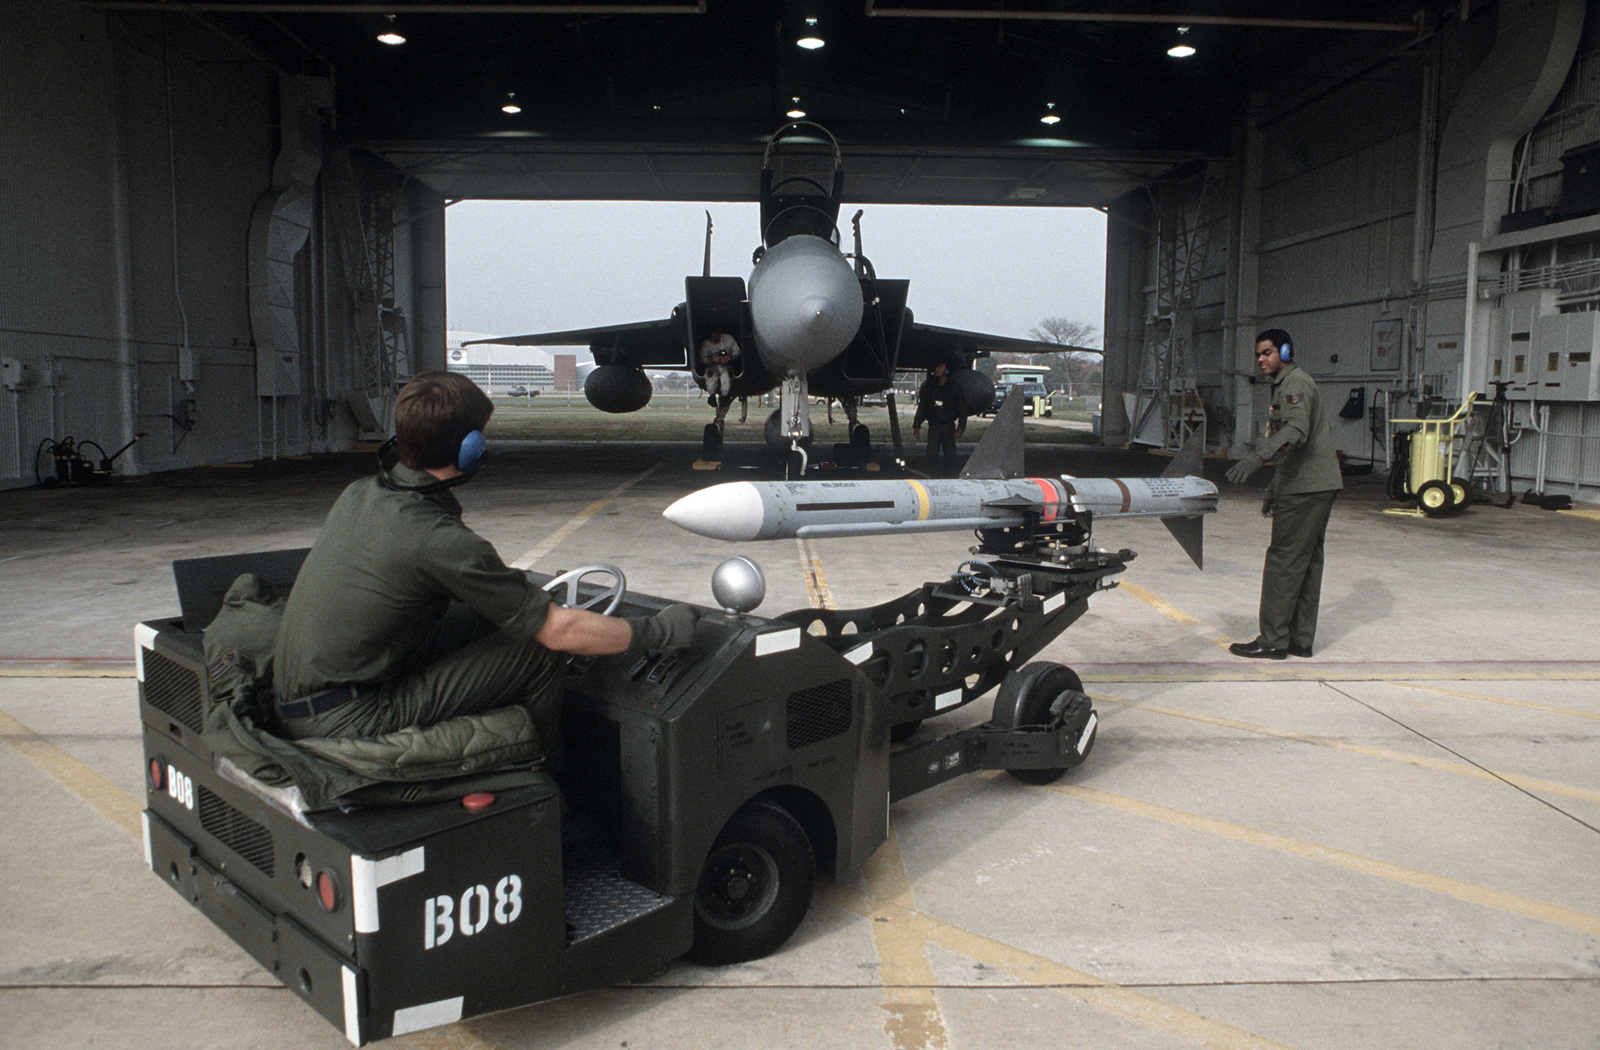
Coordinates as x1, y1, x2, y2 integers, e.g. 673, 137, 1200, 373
446, 334, 557, 394
552, 354, 578, 392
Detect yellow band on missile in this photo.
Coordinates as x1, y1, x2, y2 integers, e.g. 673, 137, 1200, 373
907, 479, 930, 521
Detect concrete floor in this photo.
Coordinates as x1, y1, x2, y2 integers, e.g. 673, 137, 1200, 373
2, 434, 1598, 1050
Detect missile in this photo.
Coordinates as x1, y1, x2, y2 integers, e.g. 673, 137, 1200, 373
663, 471, 1217, 565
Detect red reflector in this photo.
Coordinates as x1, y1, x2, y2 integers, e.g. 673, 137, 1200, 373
316, 871, 338, 912
461, 792, 496, 811
149, 759, 164, 790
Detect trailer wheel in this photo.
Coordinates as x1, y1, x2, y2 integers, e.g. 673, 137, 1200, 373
688, 799, 815, 965
993, 662, 1093, 785
1417, 479, 1454, 517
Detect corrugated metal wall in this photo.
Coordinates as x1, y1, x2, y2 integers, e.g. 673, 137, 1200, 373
1107, 4, 1600, 499
0, 3, 437, 491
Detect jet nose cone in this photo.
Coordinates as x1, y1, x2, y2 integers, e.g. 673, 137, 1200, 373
747, 235, 864, 375
663, 482, 767, 541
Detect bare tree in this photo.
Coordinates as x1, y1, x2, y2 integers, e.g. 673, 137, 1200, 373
1028, 317, 1101, 397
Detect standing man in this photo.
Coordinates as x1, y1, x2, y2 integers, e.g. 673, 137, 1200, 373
1225, 329, 1343, 659
272, 371, 694, 748
912, 362, 967, 477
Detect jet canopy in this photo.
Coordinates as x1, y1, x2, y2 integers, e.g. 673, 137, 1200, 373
760, 121, 844, 249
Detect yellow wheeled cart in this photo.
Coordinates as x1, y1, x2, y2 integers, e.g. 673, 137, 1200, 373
1386, 392, 1478, 517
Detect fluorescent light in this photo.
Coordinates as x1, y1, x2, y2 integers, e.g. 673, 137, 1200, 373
501, 92, 521, 114
1168, 26, 1194, 58
377, 15, 405, 46
1040, 102, 1060, 125
797, 36, 824, 49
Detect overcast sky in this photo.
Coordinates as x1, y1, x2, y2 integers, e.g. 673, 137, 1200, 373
445, 200, 1107, 346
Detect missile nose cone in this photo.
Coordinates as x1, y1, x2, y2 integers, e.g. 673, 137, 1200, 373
663, 482, 767, 542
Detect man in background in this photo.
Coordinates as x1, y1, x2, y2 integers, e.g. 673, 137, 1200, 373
913, 362, 967, 477
1225, 329, 1343, 659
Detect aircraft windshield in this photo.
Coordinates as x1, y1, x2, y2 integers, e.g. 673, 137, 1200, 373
760, 122, 843, 247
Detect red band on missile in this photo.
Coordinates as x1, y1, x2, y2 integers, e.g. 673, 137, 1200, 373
1111, 477, 1132, 513
1025, 478, 1059, 521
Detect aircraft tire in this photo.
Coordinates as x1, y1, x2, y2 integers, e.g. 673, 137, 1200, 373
688, 799, 815, 965
702, 422, 723, 461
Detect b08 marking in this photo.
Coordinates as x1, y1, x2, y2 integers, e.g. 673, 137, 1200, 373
424, 875, 522, 949
167, 765, 194, 810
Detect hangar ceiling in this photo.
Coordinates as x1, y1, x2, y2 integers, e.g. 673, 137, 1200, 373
98, 1, 1439, 204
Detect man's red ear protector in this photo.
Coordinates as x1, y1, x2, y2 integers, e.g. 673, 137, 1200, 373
376, 430, 487, 493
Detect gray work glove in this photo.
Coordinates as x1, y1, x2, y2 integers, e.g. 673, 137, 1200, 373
1226, 450, 1264, 485
627, 603, 699, 653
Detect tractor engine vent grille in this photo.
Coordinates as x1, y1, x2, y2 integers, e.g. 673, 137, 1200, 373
787, 679, 853, 750
142, 648, 204, 733
198, 785, 274, 876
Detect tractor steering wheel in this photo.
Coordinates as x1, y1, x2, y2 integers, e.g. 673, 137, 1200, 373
542, 564, 627, 616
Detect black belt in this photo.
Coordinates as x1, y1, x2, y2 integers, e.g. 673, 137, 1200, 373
274, 685, 356, 721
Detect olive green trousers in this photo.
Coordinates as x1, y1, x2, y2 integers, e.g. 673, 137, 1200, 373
1257, 490, 1338, 651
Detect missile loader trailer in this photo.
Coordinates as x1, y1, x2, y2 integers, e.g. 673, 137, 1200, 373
136, 541, 1118, 1044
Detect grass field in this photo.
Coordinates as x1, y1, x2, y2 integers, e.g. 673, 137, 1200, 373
485, 394, 1100, 445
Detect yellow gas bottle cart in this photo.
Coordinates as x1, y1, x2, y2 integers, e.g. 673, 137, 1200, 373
1386, 392, 1477, 517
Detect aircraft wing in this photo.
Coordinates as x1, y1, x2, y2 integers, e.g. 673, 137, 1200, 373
463, 319, 686, 366
897, 321, 1102, 363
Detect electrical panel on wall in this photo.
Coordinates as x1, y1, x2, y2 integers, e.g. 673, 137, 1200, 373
1488, 289, 1600, 400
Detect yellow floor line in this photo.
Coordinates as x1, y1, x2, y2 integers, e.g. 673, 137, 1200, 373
1557, 508, 1600, 522
1094, 693, 1600, 804
820, 881, 1293, 1050
1390, 682, 1600, 722
1051, 782, 1600, 937
0, 708, 143, 838
797, 537, 836, 611
509, 464, 662, 570
1116, 581, 1237, 654
0, 661, 135, 678
856, 830, 952, 1050
398, 1022, 504, 1050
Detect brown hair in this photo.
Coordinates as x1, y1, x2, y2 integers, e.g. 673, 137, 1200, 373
394, 371, 493, 469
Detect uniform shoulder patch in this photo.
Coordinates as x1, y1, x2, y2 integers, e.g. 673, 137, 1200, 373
1287, 393, 1304, 405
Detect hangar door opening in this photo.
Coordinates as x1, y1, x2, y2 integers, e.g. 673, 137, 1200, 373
444, 200, 1107, 430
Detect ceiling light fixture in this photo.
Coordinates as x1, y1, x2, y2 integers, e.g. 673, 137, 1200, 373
788, 97, 806, 119
1167, 26, 1196, 58
376, 14, 405, 46
1040, 102, 1060, 125
797, 16, 824, 50
501, 92, 521, 115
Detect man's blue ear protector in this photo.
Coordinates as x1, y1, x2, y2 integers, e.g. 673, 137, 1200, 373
376, 430, 487, 493
1278, 340, 1293, 363
458, 430, 486, 473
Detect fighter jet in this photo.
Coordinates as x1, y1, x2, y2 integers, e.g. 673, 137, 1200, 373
466, 122, 1090, 474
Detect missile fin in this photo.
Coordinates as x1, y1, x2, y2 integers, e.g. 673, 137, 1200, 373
1162, 426, 1206, 480
960, 386, 1026, 480
1163, 513, 1205, 570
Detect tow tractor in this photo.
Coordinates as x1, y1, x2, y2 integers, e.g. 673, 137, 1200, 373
136, 527, 1121, 1043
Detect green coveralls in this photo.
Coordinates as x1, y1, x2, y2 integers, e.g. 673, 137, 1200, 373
1254, 363, 1343, 651
272, 464, 563, 741
914, 376, 967, 477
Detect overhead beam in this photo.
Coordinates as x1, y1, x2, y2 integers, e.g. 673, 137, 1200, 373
863, 2, 1422, 34
95, 2, 704, 12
